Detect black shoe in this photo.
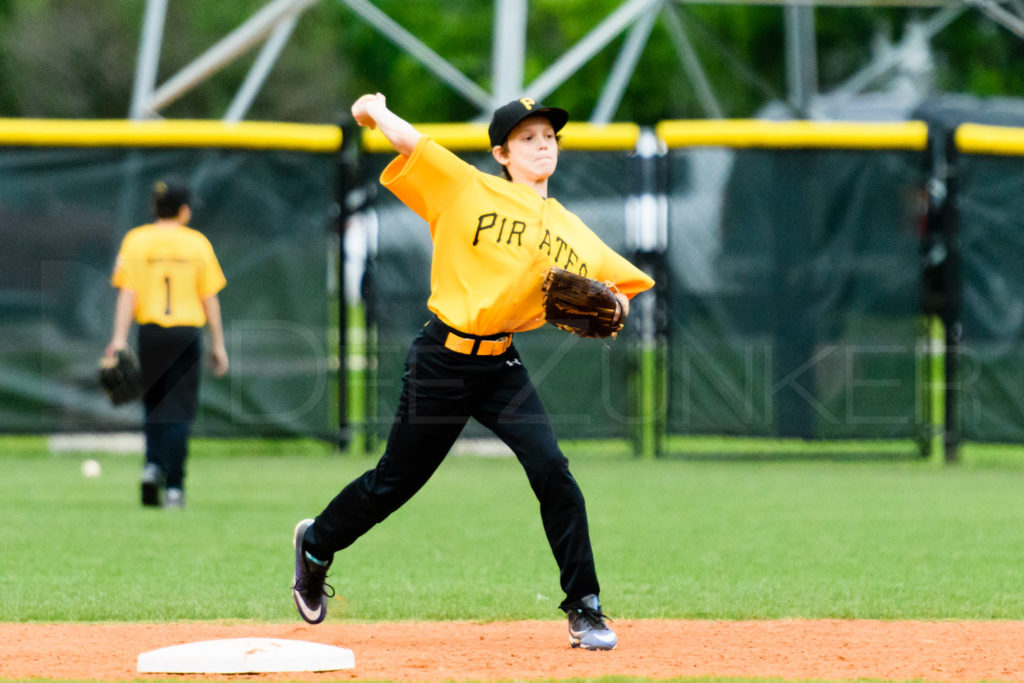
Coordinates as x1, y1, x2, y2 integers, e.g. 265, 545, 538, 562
291, 519, 334, 624
140, 463, 164, 507
565, 594, 617, 650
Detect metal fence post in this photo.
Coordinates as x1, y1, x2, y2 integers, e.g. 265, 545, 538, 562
925, 126, 961, 463
629, 129, 668, 459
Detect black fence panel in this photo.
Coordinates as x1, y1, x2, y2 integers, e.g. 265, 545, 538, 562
664, 144, 927, 441
0, 133, 338, 438
954, 152, 1024, 442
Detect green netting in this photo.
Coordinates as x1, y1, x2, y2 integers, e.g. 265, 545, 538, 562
0, 146, 337, 437
665, 146, 926, 440
955, 154, 1024, 441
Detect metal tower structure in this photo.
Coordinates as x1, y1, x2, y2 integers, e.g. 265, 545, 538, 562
129, 0, 1024, 123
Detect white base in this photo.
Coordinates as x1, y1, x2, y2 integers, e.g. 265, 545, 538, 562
137, 637, 355, 674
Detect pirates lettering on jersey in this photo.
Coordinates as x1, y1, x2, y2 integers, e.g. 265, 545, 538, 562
473, 212, 526, 247
538, 228, 588, 277
471, 212, 590, 276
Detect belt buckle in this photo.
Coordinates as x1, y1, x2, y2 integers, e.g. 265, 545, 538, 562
480, 335, 510, 356
444, 331, 511, 356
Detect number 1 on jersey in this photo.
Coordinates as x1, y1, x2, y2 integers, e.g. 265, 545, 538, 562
163, 275, 172, 316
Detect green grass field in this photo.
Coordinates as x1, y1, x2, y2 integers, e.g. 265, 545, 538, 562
3, 435, 1024, 628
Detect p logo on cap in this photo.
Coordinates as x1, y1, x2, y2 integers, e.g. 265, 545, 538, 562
488, 98, 569, 148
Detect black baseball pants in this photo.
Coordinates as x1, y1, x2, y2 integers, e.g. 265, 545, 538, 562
307, 315, 600, 608
138, 324, 201, 491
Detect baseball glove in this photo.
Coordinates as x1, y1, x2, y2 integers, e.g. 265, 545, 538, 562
99, 348, 143, 406
541, 267, 626, 338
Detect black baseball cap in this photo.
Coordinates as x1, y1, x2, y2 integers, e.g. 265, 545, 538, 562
488, 98, 569, 148
152, 177, 190, 218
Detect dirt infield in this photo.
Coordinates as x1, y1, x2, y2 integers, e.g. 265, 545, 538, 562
4, 619, 1024, 681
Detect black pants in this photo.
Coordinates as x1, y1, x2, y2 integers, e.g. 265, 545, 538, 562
308, 316, 600, 608
138, 324, 201, 491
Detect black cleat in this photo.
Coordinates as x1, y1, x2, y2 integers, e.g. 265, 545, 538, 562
140, 463, 164, 507
565, 594, 617, 650
291, 519, 334, 624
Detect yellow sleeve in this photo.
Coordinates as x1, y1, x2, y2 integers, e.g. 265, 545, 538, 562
110, 255, 128, 290
110, 230, 139, 290
379, 137, 475, 227
198, 236, 226, 298
595, 249, 655, 298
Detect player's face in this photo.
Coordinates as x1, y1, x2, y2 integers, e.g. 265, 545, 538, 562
503, 116, 559, 183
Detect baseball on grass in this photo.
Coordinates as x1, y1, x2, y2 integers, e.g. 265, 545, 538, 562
81, 459, 102, 478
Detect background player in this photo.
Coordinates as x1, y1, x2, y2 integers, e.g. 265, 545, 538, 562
105, 177, 229, 508
291, 94, 654, 649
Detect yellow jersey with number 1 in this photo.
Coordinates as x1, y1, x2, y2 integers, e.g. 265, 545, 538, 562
111, 224, 226, 327
381, 136, 655, 336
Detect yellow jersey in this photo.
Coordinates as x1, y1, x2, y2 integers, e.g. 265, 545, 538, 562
381, 137, 655, 335
111, 223, 226, 327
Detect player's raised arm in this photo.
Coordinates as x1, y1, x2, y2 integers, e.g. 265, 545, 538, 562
351, 93, 421, 157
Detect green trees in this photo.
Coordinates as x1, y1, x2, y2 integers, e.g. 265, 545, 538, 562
0, 1, 1019, 123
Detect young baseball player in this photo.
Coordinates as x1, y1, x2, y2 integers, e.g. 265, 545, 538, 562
106, 178, 228, 508
292, 94, 654, 649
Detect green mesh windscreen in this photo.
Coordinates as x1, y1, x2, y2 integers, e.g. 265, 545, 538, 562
0, 146, 337, 438
665, 146, 926, 439
954, 153, 1024, 441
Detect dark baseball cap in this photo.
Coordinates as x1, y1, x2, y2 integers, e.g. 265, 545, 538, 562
152, 177, 190, 218
488, 98, 569, 148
